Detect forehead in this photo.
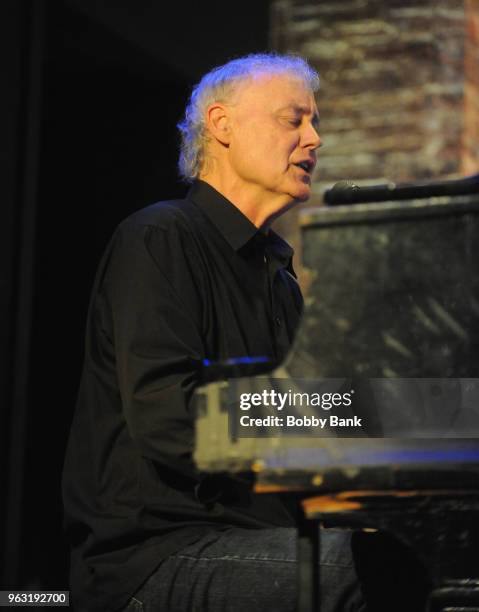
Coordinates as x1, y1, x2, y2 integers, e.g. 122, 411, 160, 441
234, 73, 318, 114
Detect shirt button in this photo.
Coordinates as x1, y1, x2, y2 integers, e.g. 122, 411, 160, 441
275, 316, 282, 327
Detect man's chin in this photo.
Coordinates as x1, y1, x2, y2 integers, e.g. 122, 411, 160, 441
292, 186, 312, 202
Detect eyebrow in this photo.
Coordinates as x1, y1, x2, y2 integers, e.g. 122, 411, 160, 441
277, 104, 320, 129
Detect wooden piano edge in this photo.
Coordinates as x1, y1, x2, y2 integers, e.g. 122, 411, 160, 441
251, 462, 479, 498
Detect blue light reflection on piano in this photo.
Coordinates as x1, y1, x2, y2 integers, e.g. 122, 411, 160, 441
261, 445, 479, 470
203, 356, 269, 366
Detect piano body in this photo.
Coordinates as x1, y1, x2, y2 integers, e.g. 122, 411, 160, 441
193, 184, 479, 610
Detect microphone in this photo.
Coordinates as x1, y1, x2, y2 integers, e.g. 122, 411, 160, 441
329, 180, 360, 193
324, 174, 479, 206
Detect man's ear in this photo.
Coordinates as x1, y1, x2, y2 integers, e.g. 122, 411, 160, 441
205, 103, 231, 146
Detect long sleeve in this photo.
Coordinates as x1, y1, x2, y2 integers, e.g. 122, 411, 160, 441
96, 219, 206, 479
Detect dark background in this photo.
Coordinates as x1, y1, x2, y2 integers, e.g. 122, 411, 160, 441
1, 0, 270, 591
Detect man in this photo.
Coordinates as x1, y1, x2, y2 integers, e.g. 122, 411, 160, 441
63, 53, 364, 612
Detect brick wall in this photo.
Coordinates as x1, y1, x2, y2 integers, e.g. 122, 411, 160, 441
463, 0, 479, 173
271, 0, 467, 196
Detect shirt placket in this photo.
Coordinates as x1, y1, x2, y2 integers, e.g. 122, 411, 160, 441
265, 249, 290, 363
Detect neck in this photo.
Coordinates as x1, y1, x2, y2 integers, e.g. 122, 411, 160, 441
198, 171, 294, 229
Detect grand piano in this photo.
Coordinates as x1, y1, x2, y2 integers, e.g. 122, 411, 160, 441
193, 177, 479, 611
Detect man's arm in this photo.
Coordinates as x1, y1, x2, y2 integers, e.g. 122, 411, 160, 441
100, 219, 205, 481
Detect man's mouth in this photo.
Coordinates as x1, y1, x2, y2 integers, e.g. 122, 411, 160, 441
293, 160, 314, 173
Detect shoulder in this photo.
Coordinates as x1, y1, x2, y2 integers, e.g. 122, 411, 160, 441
104, 197, 207, 289
97, 197, 207, 314
118, 197, 199, 235
107, 197, 206, 262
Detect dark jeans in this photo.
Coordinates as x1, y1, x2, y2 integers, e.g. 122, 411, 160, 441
122, 526, 365, 612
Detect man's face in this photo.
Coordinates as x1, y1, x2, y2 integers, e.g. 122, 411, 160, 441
227, 73, 321, 205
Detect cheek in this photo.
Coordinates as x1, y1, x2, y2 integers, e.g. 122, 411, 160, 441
264, 135, 296, 171
231, 127, 296, 178
236, 135, 273, 169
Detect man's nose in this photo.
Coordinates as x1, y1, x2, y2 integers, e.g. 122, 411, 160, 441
302, 123, 322, 149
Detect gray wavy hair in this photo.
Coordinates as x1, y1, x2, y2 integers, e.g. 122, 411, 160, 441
177, 53, 320, 183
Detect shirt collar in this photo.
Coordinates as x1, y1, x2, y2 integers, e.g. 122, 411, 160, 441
187, 179, 257, 251
187, 180, 294, 267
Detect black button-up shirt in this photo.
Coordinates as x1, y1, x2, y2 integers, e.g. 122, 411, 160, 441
62, 180, 303, 612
